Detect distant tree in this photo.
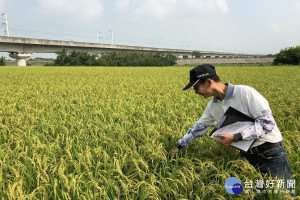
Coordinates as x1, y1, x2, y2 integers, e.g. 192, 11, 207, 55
192, 51, 202, 58
54, 49, 178, 66
55, 49, 70, 66
28, 57, 54, 61
0, 56, 6, 66
266, 54, 275, 57
273, 46, 300, 65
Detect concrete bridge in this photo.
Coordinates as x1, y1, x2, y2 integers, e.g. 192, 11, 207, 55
0, 36, 263, 66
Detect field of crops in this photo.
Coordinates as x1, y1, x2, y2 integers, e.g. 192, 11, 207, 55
0, 66, 299, 199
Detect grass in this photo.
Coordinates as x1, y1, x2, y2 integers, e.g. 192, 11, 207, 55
0, 66, 299, 199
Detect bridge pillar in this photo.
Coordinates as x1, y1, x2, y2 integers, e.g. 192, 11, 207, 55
9, 53, 31, 66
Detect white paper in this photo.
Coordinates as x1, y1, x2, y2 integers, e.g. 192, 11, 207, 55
211, 121, 255, 152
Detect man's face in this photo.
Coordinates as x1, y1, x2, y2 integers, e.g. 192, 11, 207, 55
193, 79, 212, 98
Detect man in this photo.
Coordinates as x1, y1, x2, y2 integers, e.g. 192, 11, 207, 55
171, 64, 293, 190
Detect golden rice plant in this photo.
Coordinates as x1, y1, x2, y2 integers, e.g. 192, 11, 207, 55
0, 66, 299, 199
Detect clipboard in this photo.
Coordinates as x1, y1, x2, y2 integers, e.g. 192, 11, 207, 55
210, 107, 254, 136
210, 107, 256, 152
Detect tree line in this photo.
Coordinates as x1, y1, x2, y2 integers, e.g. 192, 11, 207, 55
0, 56, 5, 66
2, 47, 300, 66
273, 46, 300, 65
54, 49, 178, 66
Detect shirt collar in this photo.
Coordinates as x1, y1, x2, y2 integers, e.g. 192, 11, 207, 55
213, 83, 235, 102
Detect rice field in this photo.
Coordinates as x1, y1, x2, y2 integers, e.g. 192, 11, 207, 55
0, 65, 299, 199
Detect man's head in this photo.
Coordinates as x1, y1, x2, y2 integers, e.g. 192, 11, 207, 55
182, 64, 220, 91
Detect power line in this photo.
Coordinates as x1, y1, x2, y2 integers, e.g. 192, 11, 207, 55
3, 17, 199, 50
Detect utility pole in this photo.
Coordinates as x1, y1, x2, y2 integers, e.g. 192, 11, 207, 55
108, 30, 113, 44
96, 31, 100, 43
1, 13, 9, 36
159, 38, 163, 48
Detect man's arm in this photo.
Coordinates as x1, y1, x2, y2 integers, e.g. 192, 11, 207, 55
170, 123, 211, 158
170, 101, 216, 158
214, 134, 235, 146
214, 110, 276, 146
178, 123, 211, 147
238, 86, 276, 141
234, 110, 276, 141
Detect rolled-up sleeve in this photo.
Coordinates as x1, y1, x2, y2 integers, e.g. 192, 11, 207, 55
178, 101, 216, 147
240, 110, 276, 141
178, 123, 211, 147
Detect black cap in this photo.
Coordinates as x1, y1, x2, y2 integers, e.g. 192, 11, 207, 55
182, 64, 217, 91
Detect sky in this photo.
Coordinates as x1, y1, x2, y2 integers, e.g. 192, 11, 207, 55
1, 0, 300, 58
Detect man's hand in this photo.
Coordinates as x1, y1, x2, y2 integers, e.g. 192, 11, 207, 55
170, 147, 180, 159
214, 134, 235, 146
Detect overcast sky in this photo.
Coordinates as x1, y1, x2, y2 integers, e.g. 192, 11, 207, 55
1, 0, 300, 58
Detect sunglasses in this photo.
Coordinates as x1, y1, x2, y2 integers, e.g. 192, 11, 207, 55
193, 82, 201, 91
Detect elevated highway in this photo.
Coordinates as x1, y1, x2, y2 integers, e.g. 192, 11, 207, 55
0, 36, 263, 66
